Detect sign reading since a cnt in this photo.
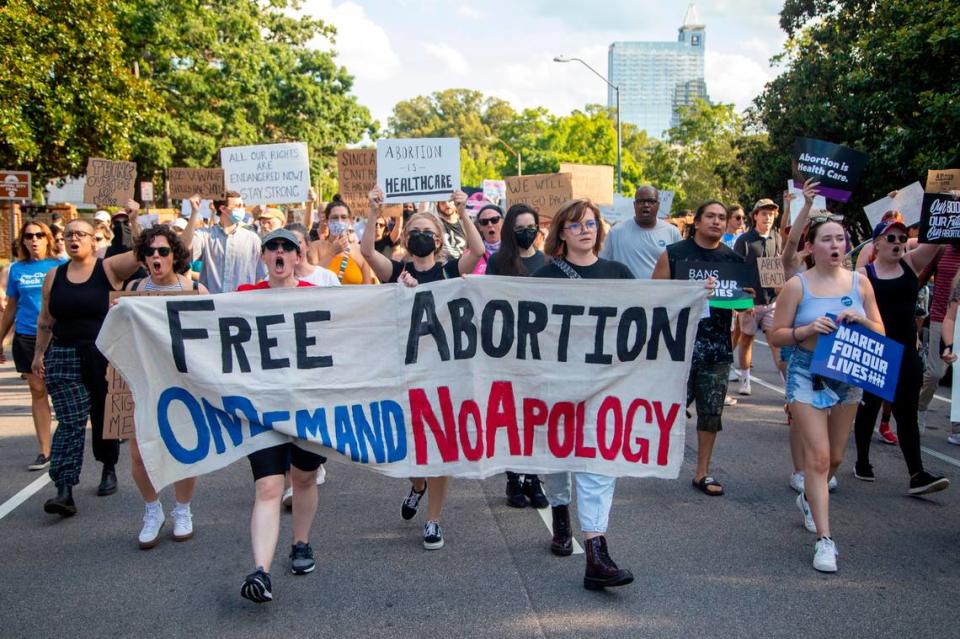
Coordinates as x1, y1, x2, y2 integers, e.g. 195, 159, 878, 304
0, 171, 31, 201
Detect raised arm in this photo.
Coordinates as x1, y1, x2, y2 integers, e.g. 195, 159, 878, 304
456, 191, 484, 275
102, 205, 142, 287
782, 179, 818, 274
360, 187, 394, 282
180, 194, 203, 257
303, 187, 317, 235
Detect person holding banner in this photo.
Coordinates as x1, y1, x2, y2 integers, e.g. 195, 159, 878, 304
852, 220, 947, 495
362, 186, 483, 550
770, 214, 884, 573
0, 221, 64, 471
317, 197, 373, 285
33, 218, 144, 516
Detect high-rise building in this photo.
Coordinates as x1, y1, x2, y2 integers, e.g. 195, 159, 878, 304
608, 4, 709, 139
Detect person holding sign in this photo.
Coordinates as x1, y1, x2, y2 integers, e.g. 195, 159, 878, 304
33, 218, 144, 516
316, 197, 373, 285
123, 226, 209, 548
653, 200, 746, 497
361, 186, 483, 550
852, 220, 947, 495
770, 214, 883, 573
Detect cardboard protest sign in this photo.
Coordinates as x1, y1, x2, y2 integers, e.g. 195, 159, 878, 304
658, 191, 675, 219
787, 180, 827, 222
757, 257, 786, 289
376, 138, 460, 204
220, 142, 310, 205
482, 179, 506, 205
168, 168, 225, 200
337, 148, 376, 213
811, 317, 903, 402
83, 158, 137, 206
676, 260, 754, 310
926, 169, 960, 194
505, 173, 574, 221
559, 163, 614, 206
918, 192, 960, 243
97, 278, 707, 490
863, 182, 925, 228
791, 138, 868, 203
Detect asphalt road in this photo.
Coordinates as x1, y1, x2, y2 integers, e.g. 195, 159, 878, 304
1, 341, 958, 639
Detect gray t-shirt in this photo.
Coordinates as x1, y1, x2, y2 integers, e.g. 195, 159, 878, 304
600, 218, 681, 279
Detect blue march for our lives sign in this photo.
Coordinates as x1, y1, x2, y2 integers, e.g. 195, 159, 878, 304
810, 315, 903, 402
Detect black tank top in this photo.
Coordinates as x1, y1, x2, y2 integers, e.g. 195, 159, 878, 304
866, 259, 918, 348
49, 259, 115, 347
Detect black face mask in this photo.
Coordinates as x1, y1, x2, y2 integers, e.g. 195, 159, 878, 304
407, 233, 436, 257
514, 228, 538, 250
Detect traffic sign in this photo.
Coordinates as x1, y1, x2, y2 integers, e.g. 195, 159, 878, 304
0, 171, 31, 200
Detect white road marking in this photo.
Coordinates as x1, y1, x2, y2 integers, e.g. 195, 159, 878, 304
0, 474, 50, 521
534, 505, 584, 555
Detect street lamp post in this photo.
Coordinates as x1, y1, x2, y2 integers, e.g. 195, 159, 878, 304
553, 55, 622, 194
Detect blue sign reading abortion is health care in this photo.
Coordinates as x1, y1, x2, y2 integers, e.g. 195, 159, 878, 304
810, 315, 903, 401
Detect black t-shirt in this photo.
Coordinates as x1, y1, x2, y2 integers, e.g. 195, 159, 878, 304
440, 216, 467, 260
866, 259, 919, 348
666, 238, 744, 365
532, 257, 634, 280
486, 250, 546, 276
733, 228, 780, 305
389, 259, 460, 284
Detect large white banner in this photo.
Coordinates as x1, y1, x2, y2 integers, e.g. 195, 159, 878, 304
220, 142, 310, 205
97, 278, 707, 490
376, 137, 460, 203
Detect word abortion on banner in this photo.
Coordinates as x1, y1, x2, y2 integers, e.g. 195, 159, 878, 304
97, 278, 708, 490
757, 257, 786, 289
0, 170, 31, 200
863, 182, 925, 228
505, 173, 574, 222
559, 163, 614, 206
926, 169, 960, 194
918, 193, 960, 243
811, 317, 903, 402
221, 142, 310, 205
168, 168, 225, 201
83, 158, 137, 206
791, 138, 868, 203
376, 138, 460, 203
676, 260, 754, 310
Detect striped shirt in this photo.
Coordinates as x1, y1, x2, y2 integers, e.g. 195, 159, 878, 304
931, 245, 960, 322
192, 224, 266, 294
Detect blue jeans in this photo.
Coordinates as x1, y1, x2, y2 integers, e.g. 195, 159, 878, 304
543, 472, 616, 534
786, 346, 862, 409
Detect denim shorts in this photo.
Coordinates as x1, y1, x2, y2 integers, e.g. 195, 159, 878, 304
779, 344, 795, 364
786, 347, 862, 409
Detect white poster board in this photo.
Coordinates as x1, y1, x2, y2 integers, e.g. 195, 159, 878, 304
787, 180, 828, 222
179, 198, 213, 221
45, 177, 95, 209
377, 138, 460, 203
220, 142, 310, 205
658, 190, 675, 219
482, 179, 506, 205
863, 181, 924, 228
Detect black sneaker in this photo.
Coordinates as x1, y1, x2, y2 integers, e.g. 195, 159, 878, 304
289, 542, 316, 575
401, 483, 426, 520
505, 474, 527, 508
523, 475, 549, 509
28, 454, 50, 471
909, 471, 950, 496
240, 568, 273, 603
423, 520, 444, 550
853, 462, 875, 482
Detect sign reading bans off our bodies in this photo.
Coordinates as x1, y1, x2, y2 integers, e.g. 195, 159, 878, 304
377, 138, 460, 203
97, 278, 707, 490
220, 142, 310, 205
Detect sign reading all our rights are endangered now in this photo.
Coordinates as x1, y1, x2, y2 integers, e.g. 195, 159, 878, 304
221, 142, 310, 205
811, 316, 903, 402
377, 138, 460, 203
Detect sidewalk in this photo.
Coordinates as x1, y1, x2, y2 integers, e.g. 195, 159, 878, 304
0, 361, 37, 437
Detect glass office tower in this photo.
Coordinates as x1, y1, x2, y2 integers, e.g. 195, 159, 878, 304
608, 4, 709, 139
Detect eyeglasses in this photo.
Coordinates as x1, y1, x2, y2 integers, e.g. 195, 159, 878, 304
95, 235, 105, 242
515, 225, 537, 232
408, 230, 436, 240
478, 216, 502, 226
634, 198, 658, 205
21, 232, 46, 240
263, 240, 298, 252
564, 219, 598, 234
730, 215, 744, 221
376, 222, 387, 228
145, 246, 172, 257
64, 230, 91, 239
884, 233, 908, 244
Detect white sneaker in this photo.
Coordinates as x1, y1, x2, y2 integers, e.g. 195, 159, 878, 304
724, 395, 738, 407
316, 464, 326, 486
738, 374, 752, 396
728, 366, 739, 382
790, 471, 805, 494
813, 537, 838, 573
138, 504, 165, 550
796, 493, 816, 533
948, 434, 960, 446
282, 486, 293, 509
171, 504, 193, 541
828, 475, 838, 492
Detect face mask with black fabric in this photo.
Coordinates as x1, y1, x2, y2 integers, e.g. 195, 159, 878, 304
514, 228, 538, 250
407, 232, 436, 258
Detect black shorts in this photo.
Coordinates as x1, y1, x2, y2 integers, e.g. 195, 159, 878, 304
12, 333, 36, 374
247, 443, 325, 482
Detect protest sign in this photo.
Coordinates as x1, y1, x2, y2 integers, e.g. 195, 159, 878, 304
180, 198, 213, 221
919, 193, 960, 243
676, 260, 754, 310
168, 168, 225, 201
83, 158, 137, 206
505, 173, 574, 221
220, 142, 310, 205
658, 191, 675, 219
0, 171, 31, 200
926, 169, 960, 194
482, 179, 507, 205
811, 317, 903, 402
787, 180, 827, 222
376, 138, 460, 203
558, 163, 614, 206
337, 148, 377, 214
757, 257, 786, 289
97, 278, 707, 490
791, 138, 868, 203
863, 182, 925, 228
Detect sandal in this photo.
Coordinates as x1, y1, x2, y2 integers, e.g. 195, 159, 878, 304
692, 476, 724, 496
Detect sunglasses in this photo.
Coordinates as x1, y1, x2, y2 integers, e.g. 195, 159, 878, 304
884, 233, 908, 244
145, 246, 172, 257
408, 230, 436, 240
809, 213, 845, 224
564, 219, 598, 234
64, 230, 92, 239
264, 240, 298, 252
478, 216, 502, 226
22, 232, 46, 240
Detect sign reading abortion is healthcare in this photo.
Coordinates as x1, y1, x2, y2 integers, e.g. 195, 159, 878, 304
377, 138, 460, 203
810, 316, 903, 402
792, 137, 868, 203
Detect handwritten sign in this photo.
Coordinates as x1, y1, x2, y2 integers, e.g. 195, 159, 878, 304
757, 256, 785, 289
0, 171, 31, 200
559, 163, 614, 206
104, 363, 135, 439
168, 168, 225, 200
919, 193, 960, 243
811, 318, 903, 402
220, 142, 310, 205
926, 169, 960, 194
376, 138, 460, 203
83, 158, 137, 206
505, 173, 573, 221
658, 190, 675, 219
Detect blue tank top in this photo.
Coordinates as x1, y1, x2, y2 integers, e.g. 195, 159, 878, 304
794, 271, 865, 328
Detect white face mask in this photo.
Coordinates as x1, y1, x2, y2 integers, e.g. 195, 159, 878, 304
228, 208, 246, 224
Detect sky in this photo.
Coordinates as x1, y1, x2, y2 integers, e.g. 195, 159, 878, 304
298, 0, 788, 129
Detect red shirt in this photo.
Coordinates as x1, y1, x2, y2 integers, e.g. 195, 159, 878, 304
237, 280, 314, 291
931, 245, 960, 322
